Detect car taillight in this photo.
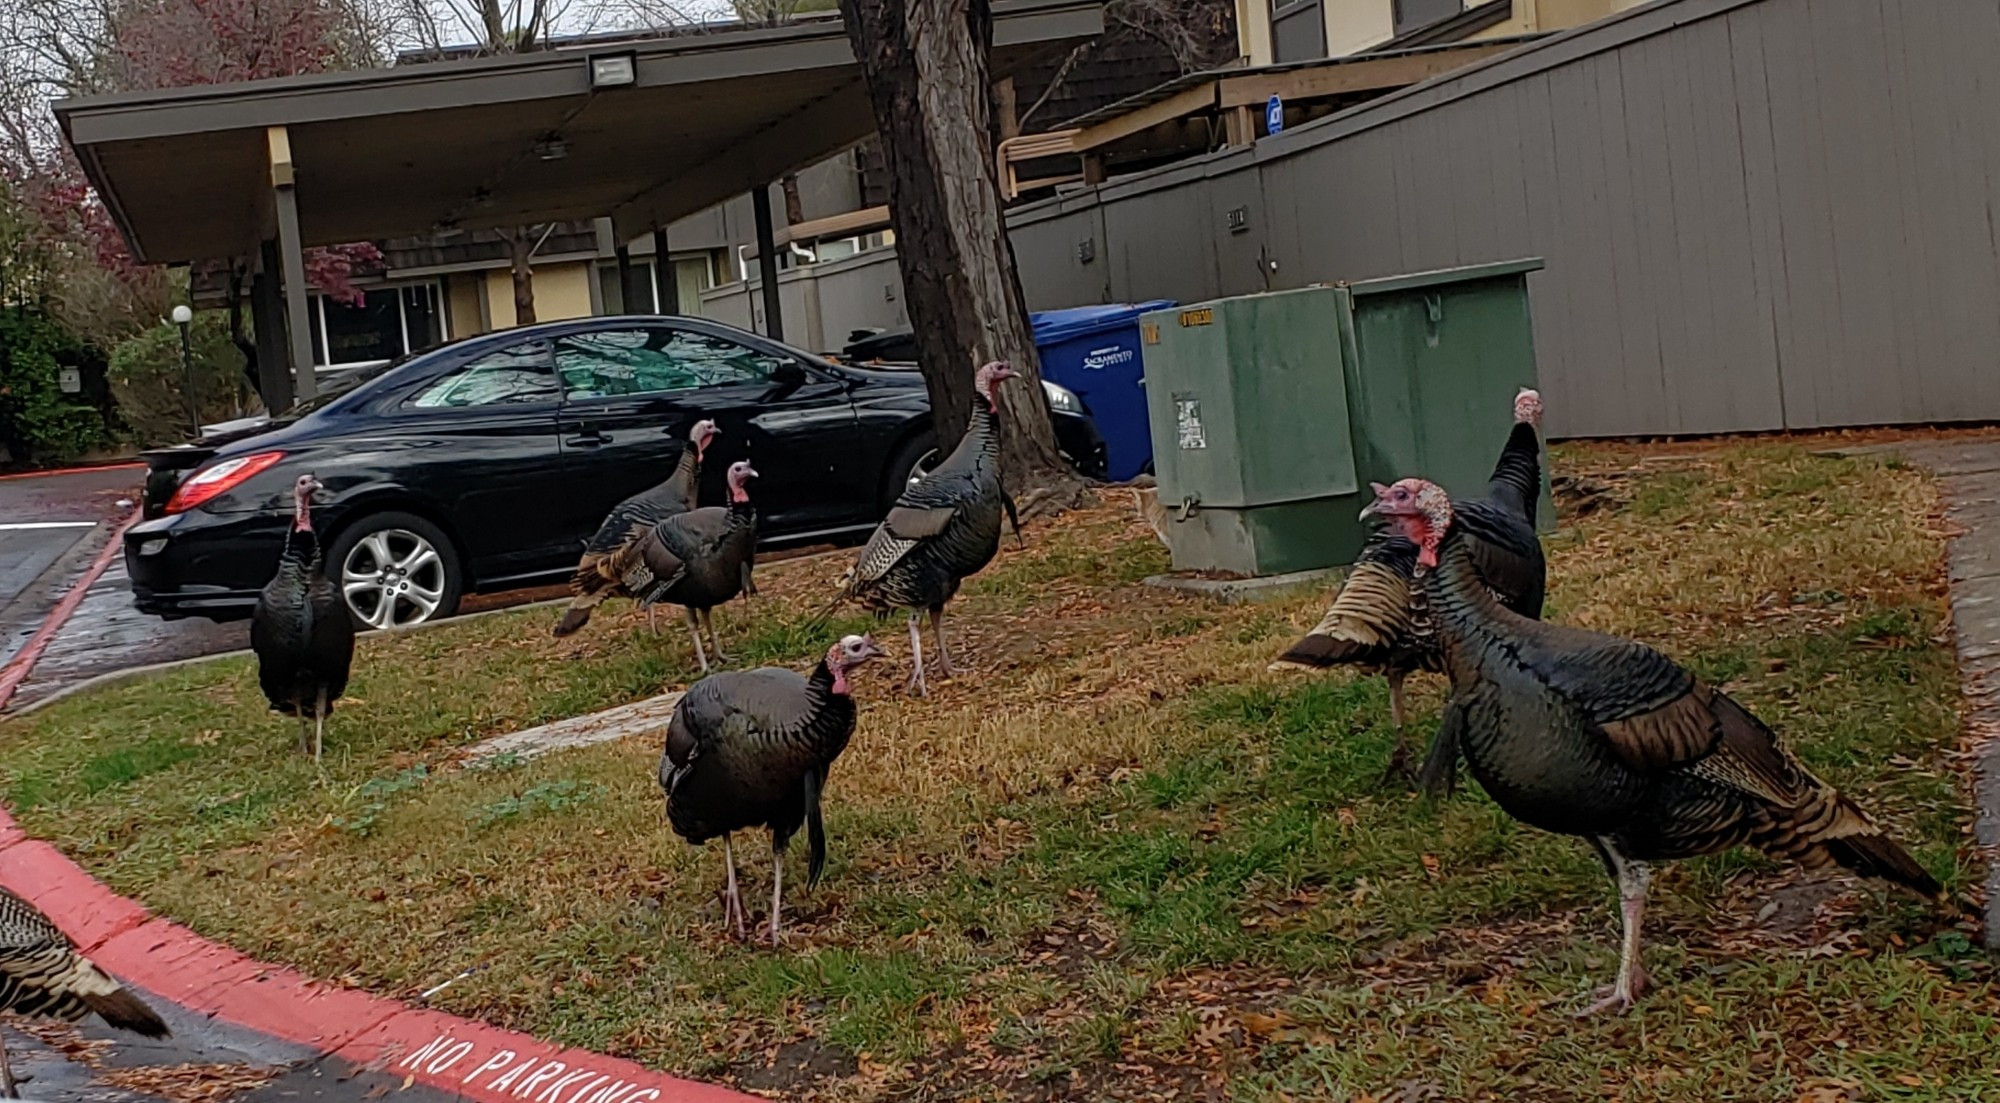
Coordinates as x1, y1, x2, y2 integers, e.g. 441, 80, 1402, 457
164, 451, 287, 514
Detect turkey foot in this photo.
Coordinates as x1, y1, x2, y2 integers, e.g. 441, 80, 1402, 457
1377, 739, 1419, 789
1577, 966, 1650, 1017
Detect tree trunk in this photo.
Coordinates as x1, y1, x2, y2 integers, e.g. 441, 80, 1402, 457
781, 174, 806, 226
835, 0, 1082, 508
225, 264, 261, 402
507, 227, 537, 325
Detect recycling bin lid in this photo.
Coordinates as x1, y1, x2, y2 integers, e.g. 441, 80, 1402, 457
1030, 300, 1175, 345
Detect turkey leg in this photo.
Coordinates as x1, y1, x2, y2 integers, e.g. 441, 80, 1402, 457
929, 607, 956, 680
905, 612, 928, 697
702, 608, 730, 663
647, 606, 659, 637
722, 834, 747, 940
764, 845, 785, 945
684, 607, 710, 674
1580, 841, 1651, 1016
0, 1029, 18, 1098
297, 713, 311, 757
1378, 671, 1417, 787
313, 687, 328, 762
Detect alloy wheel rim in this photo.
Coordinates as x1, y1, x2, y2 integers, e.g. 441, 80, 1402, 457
340, 529, 446, 629
906, 449, 940, 489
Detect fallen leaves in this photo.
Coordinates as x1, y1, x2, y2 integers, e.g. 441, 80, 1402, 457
98, 1063, 285, 1103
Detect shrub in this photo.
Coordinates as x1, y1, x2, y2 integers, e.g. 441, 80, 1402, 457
107, 315, 250, 446
0, 308, 108, 466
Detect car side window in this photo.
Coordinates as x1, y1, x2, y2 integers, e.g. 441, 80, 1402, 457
555, 328, 793, 400
404, 341, 558, 408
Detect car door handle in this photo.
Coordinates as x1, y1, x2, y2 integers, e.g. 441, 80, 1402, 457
566, 430, 612, 446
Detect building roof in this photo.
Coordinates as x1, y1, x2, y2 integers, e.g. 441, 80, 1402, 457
56, 0, 1101, 265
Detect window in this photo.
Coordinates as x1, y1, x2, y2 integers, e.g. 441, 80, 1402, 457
1393, 0, 1463, 35
309, 282, 445, 367
555, 328, 790, 400
595, 255, 720, 316
405, 341, 558, 408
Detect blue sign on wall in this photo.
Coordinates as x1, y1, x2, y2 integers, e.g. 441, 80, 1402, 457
1266, 94, 1284, 136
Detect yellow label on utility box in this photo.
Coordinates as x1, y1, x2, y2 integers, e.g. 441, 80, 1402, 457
1141, 322, 1160, 345
1178, 308, 1214, 327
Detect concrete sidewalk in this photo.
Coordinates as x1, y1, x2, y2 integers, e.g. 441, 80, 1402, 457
1841, 438, 2000, 948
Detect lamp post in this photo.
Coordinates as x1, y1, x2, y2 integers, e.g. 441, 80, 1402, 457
170, 305, 197, 438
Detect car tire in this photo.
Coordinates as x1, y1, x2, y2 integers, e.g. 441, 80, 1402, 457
325, 511, 464, 631
882, 431, 940, 511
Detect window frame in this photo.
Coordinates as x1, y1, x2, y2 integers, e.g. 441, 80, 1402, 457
309, 279, 447, 368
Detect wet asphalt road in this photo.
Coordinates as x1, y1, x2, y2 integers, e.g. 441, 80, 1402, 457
3, 983, 459, 1103
0, 465, 564, 712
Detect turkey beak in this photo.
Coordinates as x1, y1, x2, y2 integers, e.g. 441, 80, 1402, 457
1357, 500, 1381, 521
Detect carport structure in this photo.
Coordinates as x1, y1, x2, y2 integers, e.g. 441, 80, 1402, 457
55, 0, 1101, 408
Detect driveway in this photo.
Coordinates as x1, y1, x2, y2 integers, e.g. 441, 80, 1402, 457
0, 466, 569, 713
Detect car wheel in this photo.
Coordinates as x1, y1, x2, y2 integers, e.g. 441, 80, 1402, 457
326, 511, 463, 630
883, 431, 939, 509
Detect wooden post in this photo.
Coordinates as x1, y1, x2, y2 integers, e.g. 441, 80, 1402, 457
267, 126, 316, 401
251, 242, 294, 412
654, 226, 680, 315
751, 186, 784, 341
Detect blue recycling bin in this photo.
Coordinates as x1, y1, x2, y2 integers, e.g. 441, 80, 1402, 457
1031, 300, 1173, 481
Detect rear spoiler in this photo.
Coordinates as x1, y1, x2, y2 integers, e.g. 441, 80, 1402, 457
137, 445, 218, 518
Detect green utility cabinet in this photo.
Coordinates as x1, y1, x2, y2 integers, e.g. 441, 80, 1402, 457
1140, 258, 1549, 576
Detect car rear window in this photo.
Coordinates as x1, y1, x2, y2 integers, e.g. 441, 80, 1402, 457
405, 341, 560, 408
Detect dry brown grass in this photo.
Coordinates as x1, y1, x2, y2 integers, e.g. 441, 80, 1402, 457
0, 436, 1984, 1102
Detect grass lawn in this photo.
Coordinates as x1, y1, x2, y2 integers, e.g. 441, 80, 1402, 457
1, 438, 1991, 1102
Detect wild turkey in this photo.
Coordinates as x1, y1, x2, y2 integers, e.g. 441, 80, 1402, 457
556, 419, 718, 637
833, 361, 1019, 696
1271, 389, 1546, 784
560, 461, 758, 671
0, 885, 169, 1096
251, 474, 356, 761
660, 633, 886, 942
1365, 476, 1942, 1014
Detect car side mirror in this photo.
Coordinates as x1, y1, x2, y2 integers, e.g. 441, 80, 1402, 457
770, 360, 808, 386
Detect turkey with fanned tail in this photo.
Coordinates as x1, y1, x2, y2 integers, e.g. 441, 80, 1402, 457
555, 419, 718, 637
562, 460, 758, 671
1272, 388, 1546, 787
1364, 476, 1943, 1015
0, 886, 169, 1095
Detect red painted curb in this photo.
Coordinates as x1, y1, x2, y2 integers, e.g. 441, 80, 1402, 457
0, 809, 760, 1103
0, 508, 141, 712
0, 461, 145, 482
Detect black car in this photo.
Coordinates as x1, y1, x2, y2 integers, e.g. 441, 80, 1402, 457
128, 315, 1105, 628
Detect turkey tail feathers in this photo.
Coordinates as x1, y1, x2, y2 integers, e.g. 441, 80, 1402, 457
82, 984, 169, 1038
553, 598, 599, 637
1819, 807, 1943, 899
803, 769, 828, 890
1269, 634, 1378, 671
1271, 555, 1412, 672
1418, 699, 1467, 800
